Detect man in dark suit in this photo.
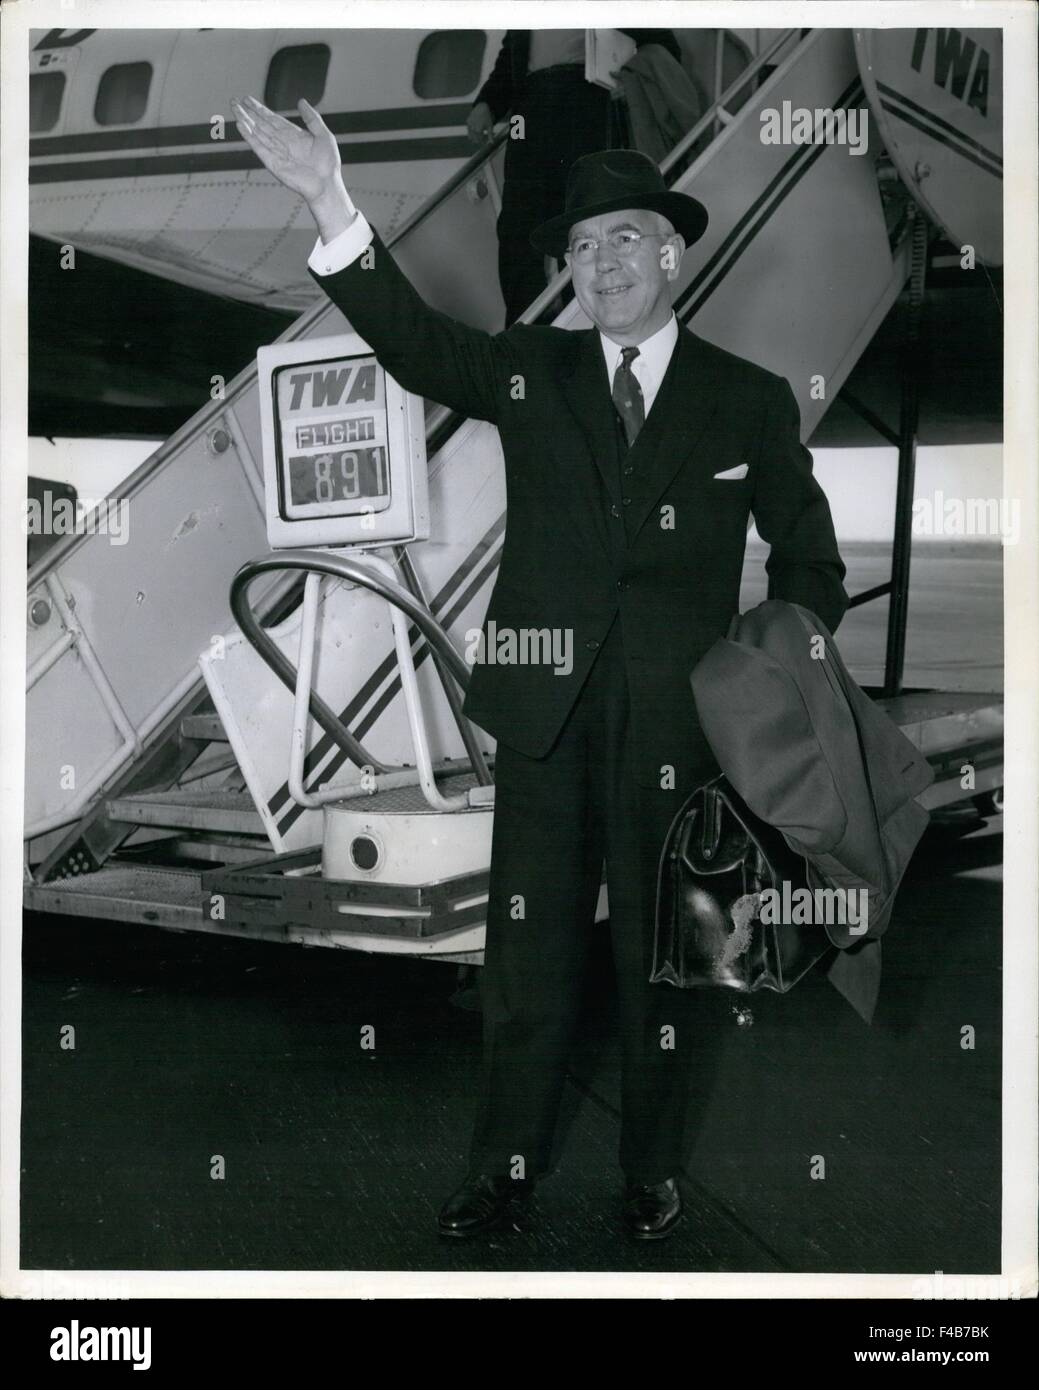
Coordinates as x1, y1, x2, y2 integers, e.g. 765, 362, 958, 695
467, 29, 682, 324
232, 95, 848, 1241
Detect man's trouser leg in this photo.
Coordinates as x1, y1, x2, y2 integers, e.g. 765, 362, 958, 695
466, 633, 612, 1179
546, 620, 695, 1186
602, 726, 698, 1187
497, 67, 610, 325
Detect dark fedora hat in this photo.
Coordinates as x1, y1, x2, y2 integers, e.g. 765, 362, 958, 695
530, 148, 709, 260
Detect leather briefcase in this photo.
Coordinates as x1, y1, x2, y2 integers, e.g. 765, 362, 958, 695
651, 774, 834, 993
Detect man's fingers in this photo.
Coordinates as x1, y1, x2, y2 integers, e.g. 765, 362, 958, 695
233, 99, 278, 149
234, 111, 286, 166
297, 97, 328, 135
242, 94, 298, 137
233, 103, 277, 151
231, 98, 255, 132
237, 95, 272, 132
233, 111, 264, 154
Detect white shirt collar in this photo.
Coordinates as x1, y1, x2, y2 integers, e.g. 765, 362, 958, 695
599, 314, 679, 417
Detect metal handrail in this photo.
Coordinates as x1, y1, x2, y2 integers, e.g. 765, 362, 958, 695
285, 557, 472, 812
384, 127, 509, 246
283, 562, 477, 811
361, 552, 471, 812
232, 556, 390, 776
395, 546, 491, 784
230, 549, 490, 793
662, 28, 799, 179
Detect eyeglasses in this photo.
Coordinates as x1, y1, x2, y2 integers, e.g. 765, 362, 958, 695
566, 230, 671, 263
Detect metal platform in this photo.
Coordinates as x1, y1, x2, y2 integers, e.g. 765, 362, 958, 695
879, 690, 1003, 743
106, 786, 264, 835
24, 864, 205, 928
878, 691, 1004, 809
202, 846, 489, 940
23, 863, 309, 947
322, 770, 485, 814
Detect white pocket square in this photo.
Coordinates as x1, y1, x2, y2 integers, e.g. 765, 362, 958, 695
714, 464, 749, 480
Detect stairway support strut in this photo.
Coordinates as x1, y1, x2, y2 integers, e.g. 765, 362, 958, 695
884, 210, 929, 698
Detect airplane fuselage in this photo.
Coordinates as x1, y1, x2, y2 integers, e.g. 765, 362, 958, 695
30, 26, 503, 310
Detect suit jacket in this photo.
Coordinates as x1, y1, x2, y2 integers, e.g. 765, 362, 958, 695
690, 600, 935, 1021
308, 234, 848, 791
476, 29, 683, 121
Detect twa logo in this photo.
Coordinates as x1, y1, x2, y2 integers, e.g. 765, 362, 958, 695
286, 363, 377, 410
910, 28, 992, 117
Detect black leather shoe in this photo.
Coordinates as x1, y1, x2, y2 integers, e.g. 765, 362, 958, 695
437, 1174, 535, 1238
623, 1177, 683, 1240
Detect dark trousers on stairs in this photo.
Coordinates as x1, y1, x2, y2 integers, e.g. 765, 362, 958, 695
496, 65, 612, 325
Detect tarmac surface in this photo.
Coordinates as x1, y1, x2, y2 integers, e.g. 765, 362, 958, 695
20, 545, 1005, 1276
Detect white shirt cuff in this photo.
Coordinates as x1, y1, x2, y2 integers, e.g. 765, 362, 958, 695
308, 210, 374, 276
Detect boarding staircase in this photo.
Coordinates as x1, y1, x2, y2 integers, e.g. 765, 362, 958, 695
24, 29, 1001, 944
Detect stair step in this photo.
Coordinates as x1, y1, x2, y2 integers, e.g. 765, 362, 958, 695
166, 836, 270, 865
25, 864, 204, 927
180, 714, 229, 742
106, 787, 264, 835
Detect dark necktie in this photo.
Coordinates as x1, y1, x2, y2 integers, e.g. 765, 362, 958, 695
612, 345, 645, 448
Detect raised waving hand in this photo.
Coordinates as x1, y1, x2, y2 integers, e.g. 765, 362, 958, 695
231, 95, 354, 240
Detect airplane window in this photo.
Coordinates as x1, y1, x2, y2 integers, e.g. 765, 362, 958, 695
94, 62, 153, 126
265, 45, 331, 111
413, 31, 487, 99
30, 72, 66, 132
